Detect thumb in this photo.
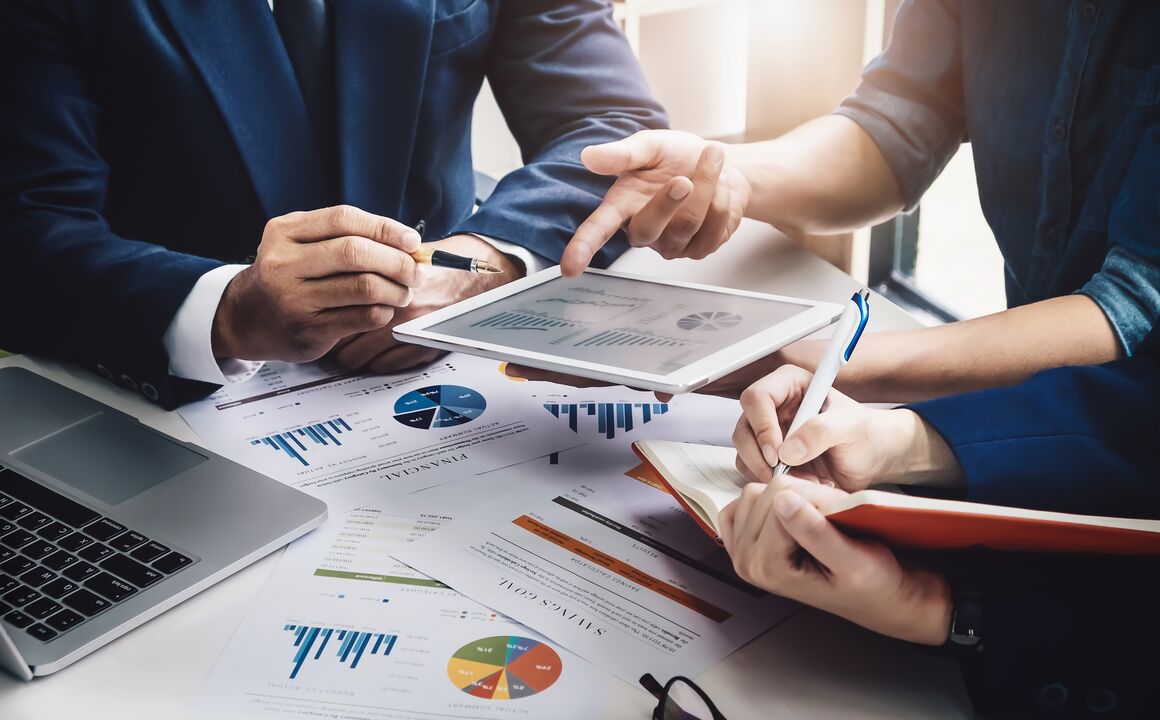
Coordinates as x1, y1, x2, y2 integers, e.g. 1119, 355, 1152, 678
773, 490, 854, 574
581, 132, 660, 175
777, 405, 861, 467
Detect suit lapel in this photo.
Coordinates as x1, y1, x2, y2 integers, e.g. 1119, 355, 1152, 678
333, 0, 435, 217
157, 0, 324, 217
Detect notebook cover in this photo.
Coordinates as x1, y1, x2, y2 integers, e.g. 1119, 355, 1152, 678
829, 504, 1160, 555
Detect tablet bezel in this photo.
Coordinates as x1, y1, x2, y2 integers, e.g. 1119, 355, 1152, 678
393, 267, 843, 394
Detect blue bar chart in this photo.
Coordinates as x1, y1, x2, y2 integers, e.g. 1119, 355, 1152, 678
283, 624, 398, 680
543, 401, 668, 440
251, 418, 353, 467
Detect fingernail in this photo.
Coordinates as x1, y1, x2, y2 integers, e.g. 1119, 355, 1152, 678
669, 182, 691, 201
403, 231, 421, 251
761, 444, 778, 466
773, 491, 805, 520
779, 438, 804, 463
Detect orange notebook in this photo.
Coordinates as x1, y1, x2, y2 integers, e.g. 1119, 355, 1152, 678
631, 440, 1160, 555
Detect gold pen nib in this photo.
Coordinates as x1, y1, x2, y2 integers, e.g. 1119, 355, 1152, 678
473, 259, 504, 274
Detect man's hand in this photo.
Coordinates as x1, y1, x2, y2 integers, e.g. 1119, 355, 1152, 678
719, 477, 951, 645
212, 205, 421, 363
330, 234, 521, 374
733, 365, 963, 490
561, 130, 751, 276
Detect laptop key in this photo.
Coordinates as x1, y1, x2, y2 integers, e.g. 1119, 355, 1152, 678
83, 518, 125, 542
18, 567, 56, 588
58, 532, 94, 553
101, 554, 162, 588
4, 610, 34, 628
0, 548, 13, 564
108, 530, 147, 553
43, 551, 78, 572
78, 543, 113, 563
42, 578, 79, 599
1, 556, 34, 575
0, 493, 10, 508
25, 597, 62, 620
45, 608, 83, 632
0, 501, 32, 521
130, 541, 169, 563
0, 469, 100, 527
85, 572, 137, 602
26, 623, 57, 642
16, 511, 52, 532
62, 588, 111, 616
153, 551, 193, 574
37, 521, 71, 541
0, 600, 9, 615
2, 585, 39, 606
1, 529, 36, 549
0, 521, 14, 536
63, 561, 99, 582
21, 540, 57, 560
0, 573, 16, 593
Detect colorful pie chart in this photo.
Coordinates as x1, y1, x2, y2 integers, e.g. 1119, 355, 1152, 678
446, 636, 562, 700
393, 385, 486, 430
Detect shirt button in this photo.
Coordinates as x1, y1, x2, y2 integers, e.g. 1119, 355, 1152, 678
1081, 2, 1097, 20
1085, 688, 1116, 713
96, 365, 114, 381
119, 374, 138, 392
1051, 119, 1067, 141
1037, 683, 1069, 709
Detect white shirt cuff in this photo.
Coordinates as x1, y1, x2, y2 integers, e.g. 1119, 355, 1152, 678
163, 264, 265, 385
468, 234, 549, 276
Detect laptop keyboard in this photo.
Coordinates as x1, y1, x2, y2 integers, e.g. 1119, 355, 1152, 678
0, 468, 196, 643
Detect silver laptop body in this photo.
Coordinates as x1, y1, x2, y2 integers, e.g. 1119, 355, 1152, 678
0, 367, 326, 679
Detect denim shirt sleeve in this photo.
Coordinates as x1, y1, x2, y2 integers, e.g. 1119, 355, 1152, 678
832, 0, 967, 210
1078, 124, 1160, 354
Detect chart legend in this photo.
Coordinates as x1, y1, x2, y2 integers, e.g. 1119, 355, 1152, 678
393, 385, 487, 429
283, 624, 397, 680
251, 418, 352, 467
447, 636, 562, 699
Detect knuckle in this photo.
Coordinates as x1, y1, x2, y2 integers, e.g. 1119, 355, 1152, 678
365, 305, 395, 327
330, 204, 357, 228
340, 237, 365, 268
353, 272, 378, 301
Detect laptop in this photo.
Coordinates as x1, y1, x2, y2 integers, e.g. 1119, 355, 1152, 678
0, 367, 327, 679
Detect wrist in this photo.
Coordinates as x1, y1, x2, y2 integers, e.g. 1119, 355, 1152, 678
889, 568, 953, 646
211, 269, 249, 360
888, 410, 965, 488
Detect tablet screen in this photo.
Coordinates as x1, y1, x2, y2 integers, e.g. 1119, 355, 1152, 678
427, 273, 808, 375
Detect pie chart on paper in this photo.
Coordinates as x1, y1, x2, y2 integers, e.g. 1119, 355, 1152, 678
392, 385, 487, 430
446, 636, 563, 700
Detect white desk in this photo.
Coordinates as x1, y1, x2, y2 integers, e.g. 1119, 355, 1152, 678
0, 221, 974, 719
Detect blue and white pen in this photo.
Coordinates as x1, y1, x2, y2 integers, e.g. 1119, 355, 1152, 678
773, 289, 871, 476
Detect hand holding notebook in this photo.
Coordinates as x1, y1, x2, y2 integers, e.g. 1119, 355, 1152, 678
633, 440, 1160, 555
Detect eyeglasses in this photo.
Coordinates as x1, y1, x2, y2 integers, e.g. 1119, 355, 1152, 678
640, 673, 727, 720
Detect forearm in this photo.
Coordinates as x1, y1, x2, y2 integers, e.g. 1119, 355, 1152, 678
727, 115, 904, 235
785, 294, 1121, 403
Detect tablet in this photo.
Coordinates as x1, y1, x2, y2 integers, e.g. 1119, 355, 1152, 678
393, 267, 843, 394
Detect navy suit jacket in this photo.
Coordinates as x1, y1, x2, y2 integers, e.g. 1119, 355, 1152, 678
910, 330, 1160, 718
0, 0, 666, 408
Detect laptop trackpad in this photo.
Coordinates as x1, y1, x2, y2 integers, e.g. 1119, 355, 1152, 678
12, 412, 207, 505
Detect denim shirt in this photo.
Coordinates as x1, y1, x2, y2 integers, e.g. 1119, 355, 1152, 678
835, 0, 1160, 352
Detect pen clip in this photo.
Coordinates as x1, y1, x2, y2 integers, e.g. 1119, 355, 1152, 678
841, 289, 871, 363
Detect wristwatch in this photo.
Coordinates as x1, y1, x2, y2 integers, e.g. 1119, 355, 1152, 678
945, 591, 984, 653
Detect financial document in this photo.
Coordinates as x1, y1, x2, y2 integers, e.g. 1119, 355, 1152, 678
196, 489, 613, 719
179, 354, 578, 509
395, 394, 798, 684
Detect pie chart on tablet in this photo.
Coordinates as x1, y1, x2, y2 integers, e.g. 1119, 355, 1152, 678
392, 385, 487, 429
447, 636, 563, 700
676, 311, 743, 331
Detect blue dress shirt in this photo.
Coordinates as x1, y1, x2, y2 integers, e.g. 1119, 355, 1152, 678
835, 0, 1160, 352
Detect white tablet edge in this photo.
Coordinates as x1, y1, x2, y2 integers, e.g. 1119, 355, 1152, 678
394, 266, 845, 394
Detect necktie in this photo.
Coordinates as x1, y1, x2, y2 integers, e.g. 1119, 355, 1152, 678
274, 0, 338, 202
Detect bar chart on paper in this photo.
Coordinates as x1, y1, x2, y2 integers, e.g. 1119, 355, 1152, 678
283, 624, 398, 680
251, 418, 353, 467
543, 401, 668, 440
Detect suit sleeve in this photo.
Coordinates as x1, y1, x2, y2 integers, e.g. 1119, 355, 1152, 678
910, 334, 1160, 717
0, 1, 222, 408
453, 0, 669, 267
